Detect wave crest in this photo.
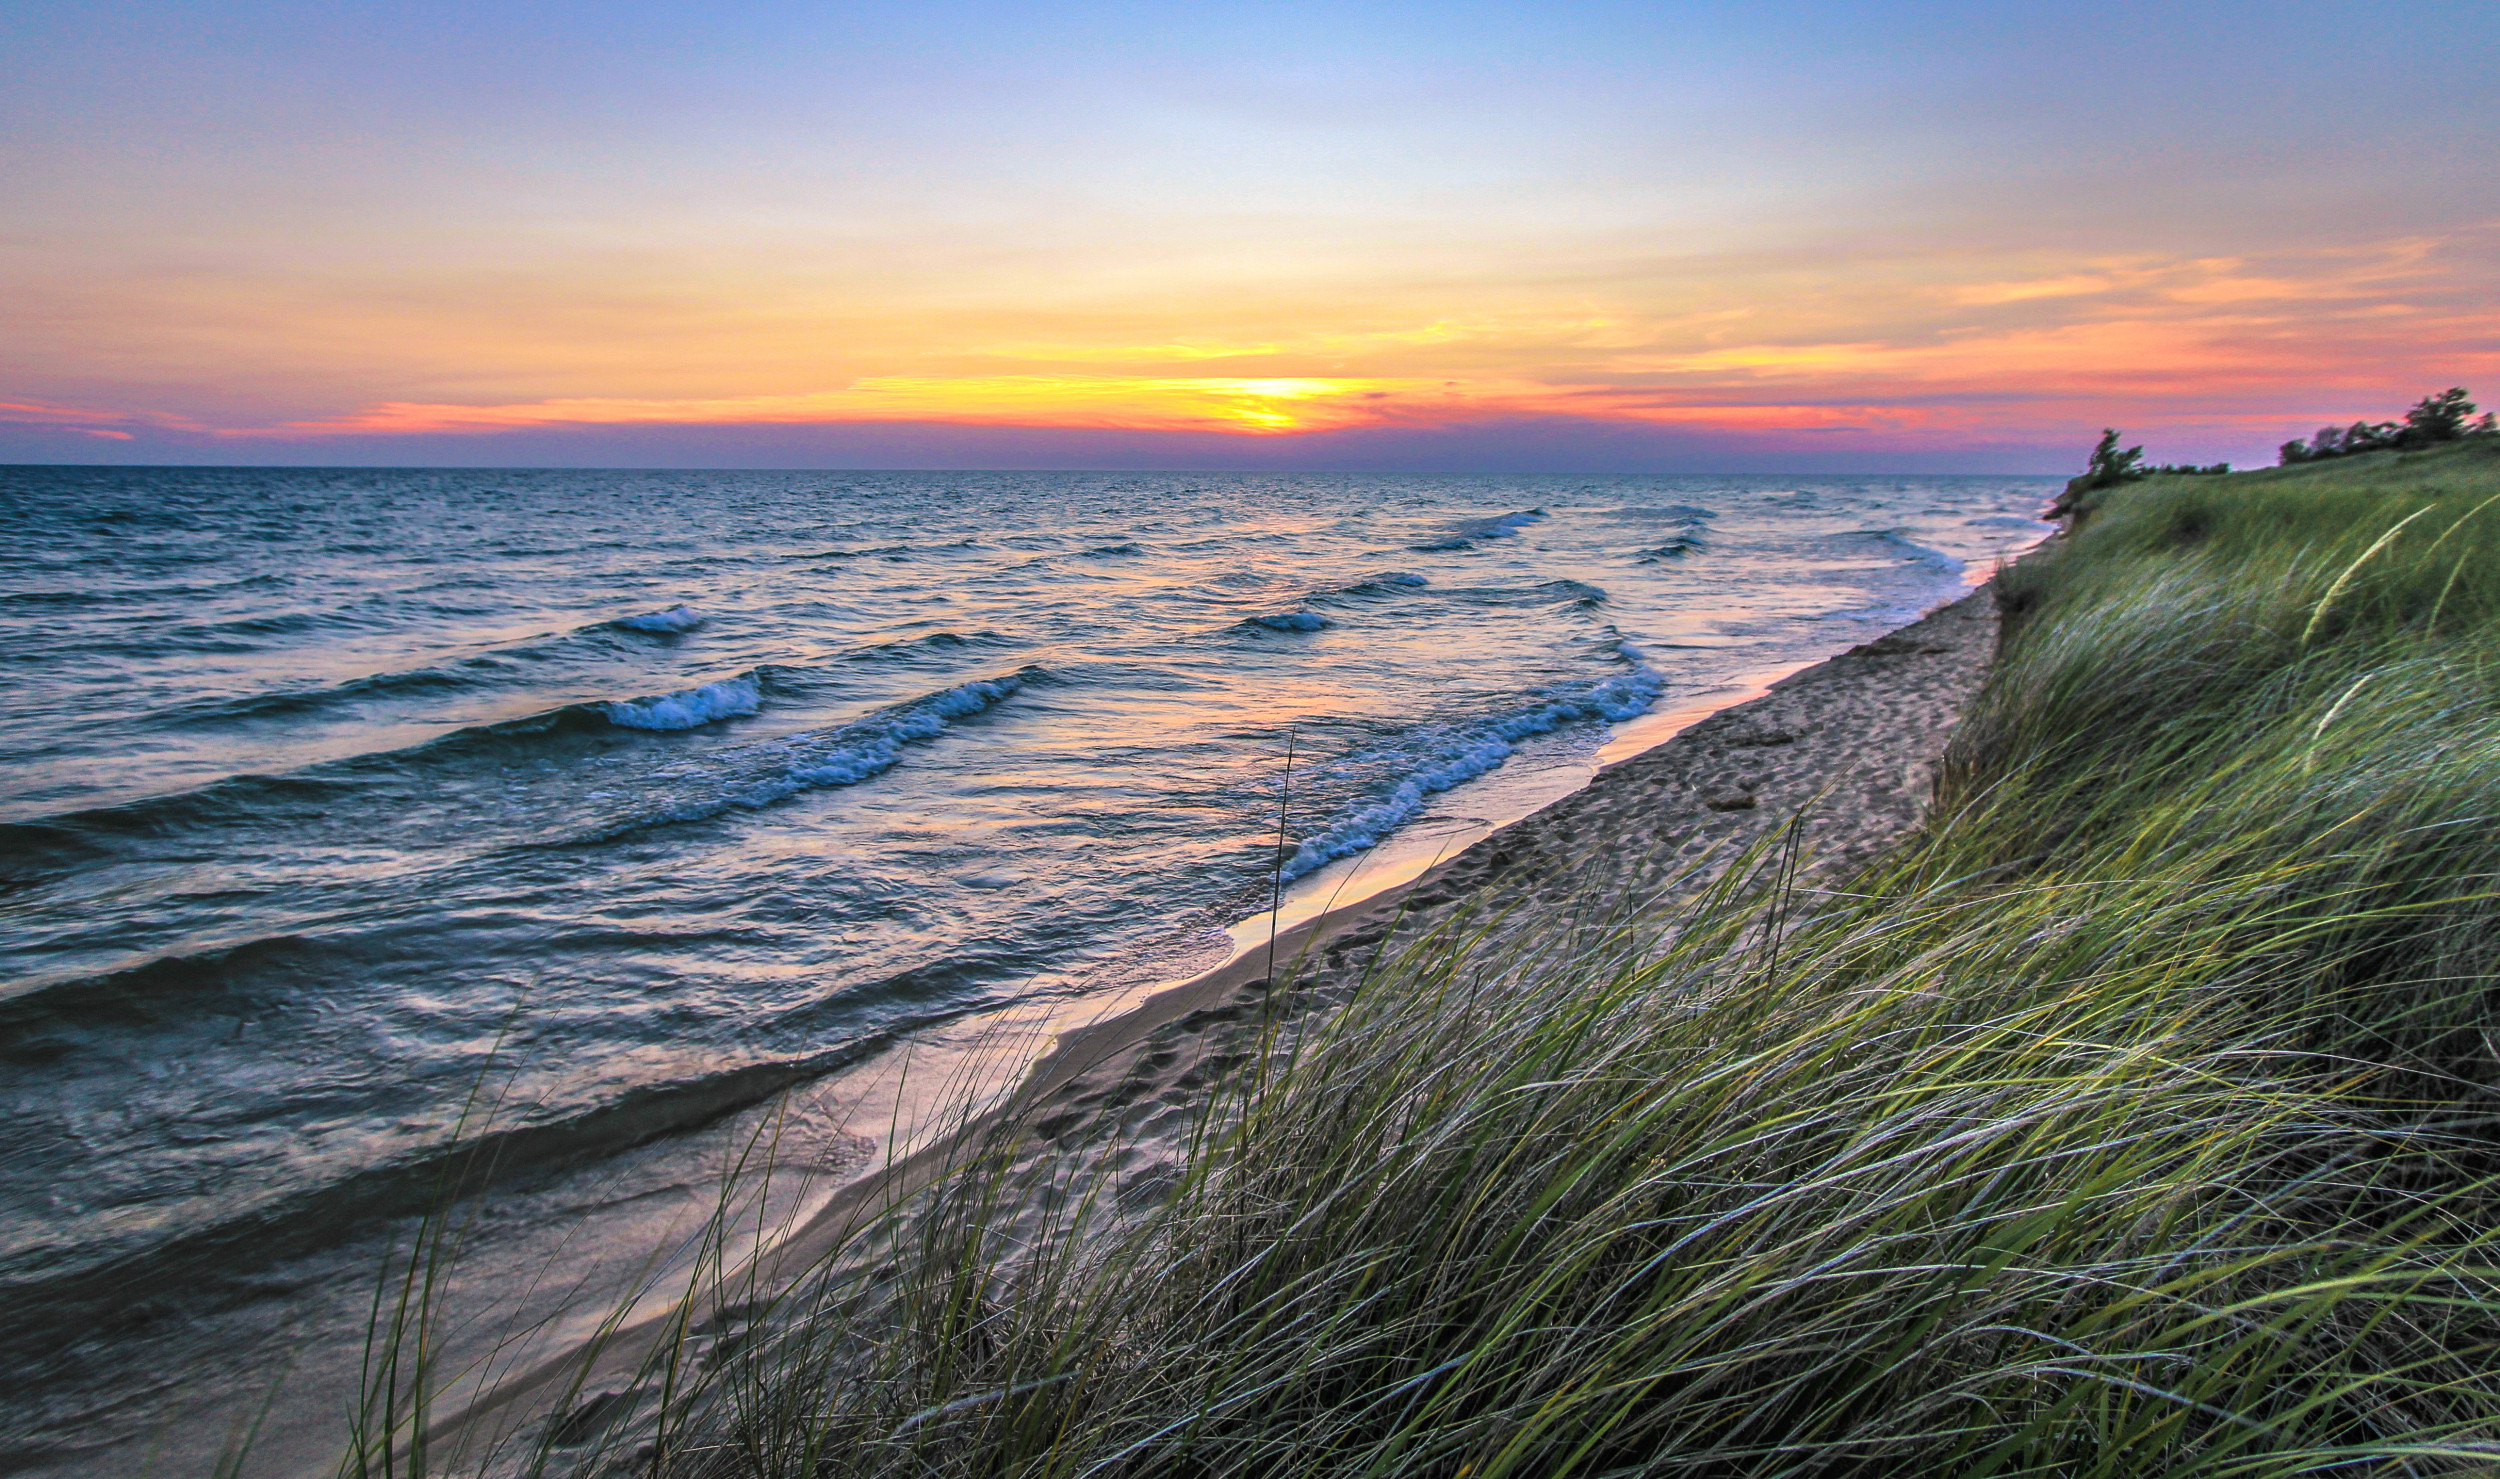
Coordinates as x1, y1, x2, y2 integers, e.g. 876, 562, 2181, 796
600, 676, 762, 730
615, 670, 1034, 832
1278, 652, 1664, 881
1411, 508, 1547, 552
1853, 529, 1966, 574
1249, 611, 1330, 633
612, 605, 705, 633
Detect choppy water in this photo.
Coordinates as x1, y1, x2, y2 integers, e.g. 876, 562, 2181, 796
0, 466, 2054, 1470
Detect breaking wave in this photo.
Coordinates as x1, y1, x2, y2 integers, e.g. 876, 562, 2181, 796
1852, 529, 1966, 574
1278, 650, 1665, 881
611, 605, 705, 633
601, 675, 762, 730
1248, 610, 1330, 633
615, 670, 1036, 832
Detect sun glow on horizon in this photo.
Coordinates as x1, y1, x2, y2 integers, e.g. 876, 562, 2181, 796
207, 376, 1416, 439
30, 231, 2470, 463
4, 0, 2495, 469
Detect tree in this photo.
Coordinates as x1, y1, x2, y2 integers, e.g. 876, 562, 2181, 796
2278, 389, 2491, 464
2403, 388, 2478, 443
2050, 429, 2151, 521
2083, 428, 2147, 486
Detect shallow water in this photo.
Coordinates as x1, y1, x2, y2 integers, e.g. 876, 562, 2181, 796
0, 466, 2054, 1470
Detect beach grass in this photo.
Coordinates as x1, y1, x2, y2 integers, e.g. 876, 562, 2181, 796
380, 438, 2500, 1477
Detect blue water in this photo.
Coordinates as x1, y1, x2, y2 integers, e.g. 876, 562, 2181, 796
0, 466, 2054, 1469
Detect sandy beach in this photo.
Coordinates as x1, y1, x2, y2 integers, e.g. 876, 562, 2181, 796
430, 580, 2006, 1463
981, 583, 2000, 1198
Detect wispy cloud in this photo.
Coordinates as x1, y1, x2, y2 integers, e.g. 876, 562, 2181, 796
0, 397, 207, 440
17, 226, 2498, 466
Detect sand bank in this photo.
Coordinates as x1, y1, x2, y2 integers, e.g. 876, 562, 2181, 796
422, 584, 2003, 1465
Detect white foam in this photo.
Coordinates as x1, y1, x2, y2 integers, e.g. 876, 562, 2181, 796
1277, 654, 1665, 880
601, 676, 762, 730
615, 605, 705, 633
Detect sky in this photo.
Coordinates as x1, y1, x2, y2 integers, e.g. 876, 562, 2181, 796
2, 0, 2495, 473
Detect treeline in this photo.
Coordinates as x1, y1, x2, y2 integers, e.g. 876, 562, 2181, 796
2279, 386, 2496, 464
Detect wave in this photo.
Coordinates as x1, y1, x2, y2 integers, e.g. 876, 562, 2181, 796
1247, 610, 1330, 633
608, 669, 1036, 833
600, 676, 762, 730
0, 774, 356, 892
140, 664, 487, 729
1438, 578, 1610, 609
135, 620, 994, 744
1853, 529, 1966, 574
1410, 508, 1547, 552
0, 932, 324, 1032
1306, 571, 1428, 606
1616, 504, 1717, 523
165, 611, 356, 640
1232, 573, 1433, 633
1278, 651, 1665, 881
1638, 535, 1706, 561
610, 604, 705, 633
13, 642, 1023, 885
1, 669, 1031, 998
0, 589, 124, 610
0, 573, 286, 611
65, 608, 386, 661
1080, 541, 1143, 557
843, 628, 1011, 656
131, 608, 691, 727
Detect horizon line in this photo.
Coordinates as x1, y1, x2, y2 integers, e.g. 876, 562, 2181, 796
1, 460, 2075, 478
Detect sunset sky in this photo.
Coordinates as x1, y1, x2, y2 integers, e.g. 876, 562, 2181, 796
4, 0, 2495, 471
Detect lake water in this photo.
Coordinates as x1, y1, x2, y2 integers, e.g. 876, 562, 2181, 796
0, 466, 2055, 1472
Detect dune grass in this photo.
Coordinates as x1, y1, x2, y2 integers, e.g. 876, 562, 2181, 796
399, 439, 2500, 1477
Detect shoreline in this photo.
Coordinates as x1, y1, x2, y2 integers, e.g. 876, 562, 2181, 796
420, 579, 2007, 1465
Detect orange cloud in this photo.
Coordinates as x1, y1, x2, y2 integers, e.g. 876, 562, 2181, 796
1, 397, 135, 427
1952, 274, 2114, 306
0, 397, 194, 439
21, 226, 2493, 460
